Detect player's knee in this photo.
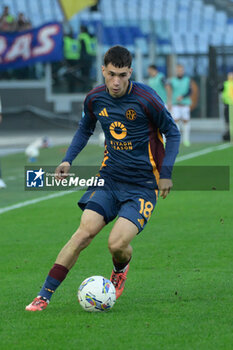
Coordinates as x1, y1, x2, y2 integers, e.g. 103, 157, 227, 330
79, 214, 99, 238
108, 236, 128, 255
71, 216, 99, 249
70, 227, 94, 252
69, 212, 104, 253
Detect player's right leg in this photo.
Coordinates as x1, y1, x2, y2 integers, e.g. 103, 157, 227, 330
54, 209, 105, 269
25, 209, 105, 311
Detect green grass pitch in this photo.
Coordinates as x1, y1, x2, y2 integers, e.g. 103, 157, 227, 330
0, 143, 233, 350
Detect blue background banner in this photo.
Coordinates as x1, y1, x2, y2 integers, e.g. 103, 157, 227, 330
0, 22, 63, 71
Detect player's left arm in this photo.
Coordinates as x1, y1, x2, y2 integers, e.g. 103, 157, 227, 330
158, 108, 180, 198
160, 111, 180, 198
148, 95, 181, 198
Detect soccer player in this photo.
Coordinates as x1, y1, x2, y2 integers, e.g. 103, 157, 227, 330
220, 72, 233, 141
26, 46, 180, 311
167, 64, 192, 147
147, 64, 168, 104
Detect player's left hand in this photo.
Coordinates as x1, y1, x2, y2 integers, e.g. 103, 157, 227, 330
177, 96, 183, 102
158, 178, 173, 199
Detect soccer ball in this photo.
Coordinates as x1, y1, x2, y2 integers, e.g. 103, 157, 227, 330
78, 276, 116, 312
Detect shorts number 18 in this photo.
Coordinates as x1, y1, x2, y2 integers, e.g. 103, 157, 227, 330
138, 198, 154, 219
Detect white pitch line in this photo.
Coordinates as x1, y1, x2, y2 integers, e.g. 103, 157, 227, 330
5, 175, 19, 181
0, 143, 232, 216
0, 191, 74, 215
176, 143, 232, 163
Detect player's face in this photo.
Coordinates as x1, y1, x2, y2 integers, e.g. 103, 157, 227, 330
148, 67, 157, 77
176, 65, 184, 77
102, 63, 133, 98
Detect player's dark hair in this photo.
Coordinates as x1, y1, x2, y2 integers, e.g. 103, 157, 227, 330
104, 45, 132, 68
148, 64, 158, 70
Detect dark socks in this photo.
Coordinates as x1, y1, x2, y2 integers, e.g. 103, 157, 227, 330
38, 263, 69, 301
113, 257, 131, 272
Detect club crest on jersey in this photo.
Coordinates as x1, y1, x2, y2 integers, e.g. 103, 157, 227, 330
125, 109, 137, 121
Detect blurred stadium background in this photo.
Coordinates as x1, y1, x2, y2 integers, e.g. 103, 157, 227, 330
0, 0, 233, 155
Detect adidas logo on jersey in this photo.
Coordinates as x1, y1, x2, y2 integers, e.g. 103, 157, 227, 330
99, 108, 108, 117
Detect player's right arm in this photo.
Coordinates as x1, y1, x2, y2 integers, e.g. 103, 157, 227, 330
55, 95, 97, 180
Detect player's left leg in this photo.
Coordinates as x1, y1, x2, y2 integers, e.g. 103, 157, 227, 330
108, 183, 157, 299
108, 217, 138, 299
108, 217, 138, 267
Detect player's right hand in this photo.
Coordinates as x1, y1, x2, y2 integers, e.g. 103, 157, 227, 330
55, 161, 71, 180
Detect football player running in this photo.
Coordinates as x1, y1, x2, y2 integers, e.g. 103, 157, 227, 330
26, 46, 180, 311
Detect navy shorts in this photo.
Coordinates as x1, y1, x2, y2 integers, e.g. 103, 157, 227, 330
78, 176, 157, 233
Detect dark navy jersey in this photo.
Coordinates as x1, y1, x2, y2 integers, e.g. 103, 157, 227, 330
63, 81, 180, 189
